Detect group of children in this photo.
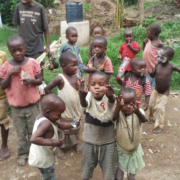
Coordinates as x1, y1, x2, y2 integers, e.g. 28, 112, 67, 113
0, 21, 179, 180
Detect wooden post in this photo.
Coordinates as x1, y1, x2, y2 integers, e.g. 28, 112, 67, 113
139, 0, 144, 26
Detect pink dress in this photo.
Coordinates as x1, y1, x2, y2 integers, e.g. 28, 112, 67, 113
0, 58, 41, 107
143, 40, 161, 75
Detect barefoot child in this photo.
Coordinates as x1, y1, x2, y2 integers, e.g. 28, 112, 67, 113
118, 28, 140, 72
0, 35, 42, 166
88, 26, 104, 59
114, 87, 147, 180
143, 23, 163, 87
59, 27, 83, 77
0, 51, 11, 161
115, 58, 152, 111
148, 47, 180, 134
29, 94, 80, 180
79, 71, 117, 180
45, 52, 83, 159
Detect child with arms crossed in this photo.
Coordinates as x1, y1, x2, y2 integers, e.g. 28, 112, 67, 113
118, 29, 141, 72
115, 58, 152, 111
59, 27, 83, 77
148, 47, 180, 134
114, 87, 147, 180
79, 71, 117, 180
45, 52, 83, 159
0, 35, 42, 166
143, 23, 163, 87
29, 94, 80, 180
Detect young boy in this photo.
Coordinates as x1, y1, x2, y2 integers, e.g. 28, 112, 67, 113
59, 27, 83, 77
88, 26, 104, 59
0, 35, 42, 166
29, 94, 80, 180
113, 87, 147, 180
148, 47, 180, 134
118, 28, 141, 72
143, 23, 163, 87
45, 52, 83, 159
85, 36, 113, 81
0, 51, 11, 161
115, 58, 152, 111
79, 71, 117, 180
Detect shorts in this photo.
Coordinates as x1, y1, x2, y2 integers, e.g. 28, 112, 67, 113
81, 142, 118, 180
145, 74, 155, 88
38, 165, 57, 180
0, 97, 11, 130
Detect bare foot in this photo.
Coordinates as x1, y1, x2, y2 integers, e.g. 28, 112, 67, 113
0, 146, 10, 161
153, 127, 162, 134
75, 143, 81, 154
57, 148, 65, 159
17, 158, 26, 166
148, 119, 155, 124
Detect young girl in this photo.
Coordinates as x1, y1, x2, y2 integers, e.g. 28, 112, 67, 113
143, 23, 163, 87
88, 26, 104, 59
45, 52, 83, 159
113, 87, 147, 180
0, 35, 42, 166
59, 27, 83, 77
118, 28, 140, 72
115, 58, 152, 111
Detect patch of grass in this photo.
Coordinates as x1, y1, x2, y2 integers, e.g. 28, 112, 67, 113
144, 1, 163, 9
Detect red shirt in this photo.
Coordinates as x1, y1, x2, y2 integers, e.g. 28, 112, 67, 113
119, 41, 141, 71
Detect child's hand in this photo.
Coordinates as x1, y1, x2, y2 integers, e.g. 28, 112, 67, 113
106, 85, 115, 98
79, 79, 88, 97
116, 95, 124, 109
143, 38, 148, 44
148, 68, 153, 74
127, 42, 132, 48
131, 101, 139, 114
143, 103, 148, 111
118, 54, 122, 60
84, 67, 97, 74
9, 66, 21, 75
52, 139, 64, 147
75, 119, 81, 127
22, 79, 32, 86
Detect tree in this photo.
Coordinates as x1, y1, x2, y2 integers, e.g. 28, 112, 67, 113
138, 0, 144, 26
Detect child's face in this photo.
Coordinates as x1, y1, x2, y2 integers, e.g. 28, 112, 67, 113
93, 40, 106, 57
120, 92, 136, 116
93, 28, 103, 37
8, 41, 26, 62
66, 30, 78, 45
124, 32, 134, 43
146, 28, 154, 40
157, 50, 169, 64
63, 58, 78, 75
90, 74, 107, 100
132, 61, 146, 77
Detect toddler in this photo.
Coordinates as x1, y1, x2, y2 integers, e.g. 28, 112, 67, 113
143, 23, 163, 87
45, 52, 83, 159
114, 87, 147, 180
29, 94, 80, 180
148, 47, 180, 134
0, 35, 42, 166
115, 58, 152, 111
0, 51, 11, 161
59, 27, 83, 77
79, 71, 117, 180
88, 26, 104, 59
118, 28, 140, 72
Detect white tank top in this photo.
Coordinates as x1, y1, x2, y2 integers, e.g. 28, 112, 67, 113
28, 117, 58, 168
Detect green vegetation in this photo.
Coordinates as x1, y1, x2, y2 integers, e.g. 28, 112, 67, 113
83, 2, 93, 19
137, 16, 158, 27
0, 21, 180, 95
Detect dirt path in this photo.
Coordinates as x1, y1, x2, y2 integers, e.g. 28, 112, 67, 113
1, 94, 180, 180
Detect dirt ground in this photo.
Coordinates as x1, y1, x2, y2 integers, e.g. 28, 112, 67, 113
1, 93, 180, 180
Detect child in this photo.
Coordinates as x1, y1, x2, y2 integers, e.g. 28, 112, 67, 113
148, 47, 180, 134
0, 51, 11, 161
79, 71, 117, 180
88, 26, 104, 59
29, 94, 80, 180
59, 27, 83, 77
85, 36, 113, 81
0, 35, 42, 166
143, 23, 163, 87
115, 58, 152, 111
45, 52, 83, 159
113, 87, 147, 180
118, 28, 141, 72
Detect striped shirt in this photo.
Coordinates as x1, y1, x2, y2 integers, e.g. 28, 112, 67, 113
122, 77, 152, 101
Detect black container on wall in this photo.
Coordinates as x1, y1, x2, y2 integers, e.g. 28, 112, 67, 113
66, 2, 83, 23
